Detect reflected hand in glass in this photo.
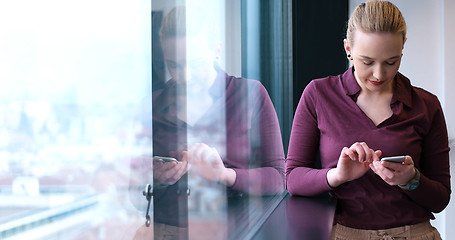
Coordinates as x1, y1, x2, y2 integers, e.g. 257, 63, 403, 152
153, 155, 188, 186
184, 143, 236, 187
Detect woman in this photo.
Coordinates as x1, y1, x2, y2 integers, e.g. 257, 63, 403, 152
286, 1, 450, 239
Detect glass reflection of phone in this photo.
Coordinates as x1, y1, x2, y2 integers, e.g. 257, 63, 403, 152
153, 156, 178, 163
380, 156, 405, 163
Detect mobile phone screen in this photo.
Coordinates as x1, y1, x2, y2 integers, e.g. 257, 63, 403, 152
153, 156, 178, 163
380, 156, 406, 163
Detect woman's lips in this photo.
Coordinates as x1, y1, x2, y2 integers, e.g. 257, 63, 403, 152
369, 80, 384, 86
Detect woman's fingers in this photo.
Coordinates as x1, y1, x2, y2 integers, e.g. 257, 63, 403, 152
347, 142, 377, 162
402, 155, 414, 165
374, 150, 382, 160
342, 146, 357, 161
371, 155, 415, 186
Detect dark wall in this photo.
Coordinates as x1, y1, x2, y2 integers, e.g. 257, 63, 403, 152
241, 0, 293, 153
240, 0, 348, 153
292, 0, 349, 111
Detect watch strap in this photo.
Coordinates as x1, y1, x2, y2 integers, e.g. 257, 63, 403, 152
399, 167, 420, 191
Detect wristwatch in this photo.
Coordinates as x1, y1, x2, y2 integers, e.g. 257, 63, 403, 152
399, 167, 420, 190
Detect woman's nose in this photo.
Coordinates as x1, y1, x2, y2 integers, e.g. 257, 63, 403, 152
373, 65, 386, 81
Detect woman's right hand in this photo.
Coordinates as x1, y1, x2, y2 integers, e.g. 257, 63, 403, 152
327, 142, 381, 188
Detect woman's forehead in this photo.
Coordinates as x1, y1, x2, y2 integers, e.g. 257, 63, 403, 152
351, 31, 403, 57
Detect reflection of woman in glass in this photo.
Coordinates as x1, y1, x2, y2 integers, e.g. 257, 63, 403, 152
132, 5, 285, 239
154, 4, 284, 194
286, 1, 450, 239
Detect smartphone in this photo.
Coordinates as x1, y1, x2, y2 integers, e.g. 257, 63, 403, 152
153, 156, 178, 163
380, 156, 406, 163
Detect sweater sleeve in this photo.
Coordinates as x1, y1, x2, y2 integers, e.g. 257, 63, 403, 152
286, 82, 333, 196
230, 82, 285, 195
402, 95, 451, 213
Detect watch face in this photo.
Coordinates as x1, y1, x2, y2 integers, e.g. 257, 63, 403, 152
409, 182, 419, 190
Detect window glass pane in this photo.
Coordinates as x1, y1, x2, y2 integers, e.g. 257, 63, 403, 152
0, 1, 151, 239
144, 0, 289, 239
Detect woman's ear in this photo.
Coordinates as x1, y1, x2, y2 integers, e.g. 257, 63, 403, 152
344, 39, 353, 61
343, 39, 352, 56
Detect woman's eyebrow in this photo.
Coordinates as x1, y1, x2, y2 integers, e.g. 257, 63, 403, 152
388, 55, 401, 60
358, 55, 373, 60
358, 55, 401, 60
166, 60, 178, 65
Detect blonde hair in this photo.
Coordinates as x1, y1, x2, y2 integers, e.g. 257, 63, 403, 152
346, 0, 406, 46
159, 5, 219, 48
159, 6, 186, 39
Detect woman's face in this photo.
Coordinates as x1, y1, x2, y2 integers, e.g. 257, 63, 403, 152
345, 31, 404, 94
161, 36, 217, 92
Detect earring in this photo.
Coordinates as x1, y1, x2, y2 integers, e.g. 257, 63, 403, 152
347, 54, 353, 60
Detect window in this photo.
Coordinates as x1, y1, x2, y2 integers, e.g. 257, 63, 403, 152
0, 1, 292, 239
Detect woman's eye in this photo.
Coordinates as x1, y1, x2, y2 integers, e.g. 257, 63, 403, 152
386, 61, 397, 66
362, 61, 373, 66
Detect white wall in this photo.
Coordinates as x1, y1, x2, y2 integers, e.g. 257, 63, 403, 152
443, 0, 455, 238
349, 0, 454, 238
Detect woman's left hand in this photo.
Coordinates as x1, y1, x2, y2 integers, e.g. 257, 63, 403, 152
369, 155, 416, 186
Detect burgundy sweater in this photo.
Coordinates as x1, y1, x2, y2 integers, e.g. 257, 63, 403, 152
286, 67, 451, 229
